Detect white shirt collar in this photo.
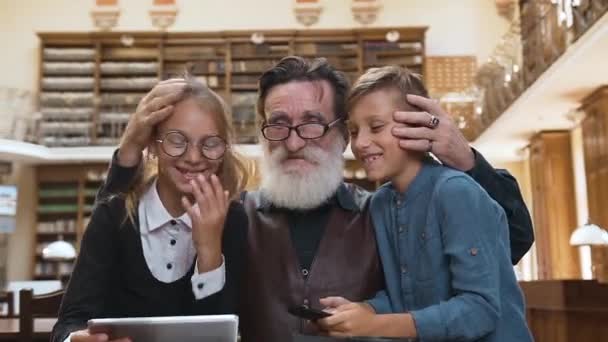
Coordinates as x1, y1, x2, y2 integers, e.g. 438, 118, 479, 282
141, 179, 192, 232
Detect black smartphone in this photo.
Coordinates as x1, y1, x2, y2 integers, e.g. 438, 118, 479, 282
288, 305, 332, 321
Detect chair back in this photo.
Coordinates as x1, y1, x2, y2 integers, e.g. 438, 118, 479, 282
18, 288, 63, 342
0, 291, 14, 317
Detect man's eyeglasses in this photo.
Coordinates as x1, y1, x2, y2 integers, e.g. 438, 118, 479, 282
261, 117, 343, 142
156, 131, 227, 160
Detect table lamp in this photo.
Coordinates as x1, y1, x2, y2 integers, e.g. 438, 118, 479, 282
42, 236, 76, 282
570, 221, 608, 281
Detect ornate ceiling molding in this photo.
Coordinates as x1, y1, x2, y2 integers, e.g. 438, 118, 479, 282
91, 0, 120, 31
293, 0, 323, 27
352, 0, 382, 25
150, 0, 179, 31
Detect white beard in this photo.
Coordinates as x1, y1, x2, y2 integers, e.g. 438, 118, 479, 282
259, 138, 345, 210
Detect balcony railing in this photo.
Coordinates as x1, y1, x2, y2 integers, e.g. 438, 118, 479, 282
456, 0, 608, 140
0, 87, 37, 143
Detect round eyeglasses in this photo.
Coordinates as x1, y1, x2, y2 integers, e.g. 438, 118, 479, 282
261, 117, 343, 142
156, 131, 227, 160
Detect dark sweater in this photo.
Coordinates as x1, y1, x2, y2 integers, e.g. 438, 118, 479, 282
51, 196, 248, 342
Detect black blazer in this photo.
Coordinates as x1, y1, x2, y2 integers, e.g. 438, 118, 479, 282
51, 196, 247, 342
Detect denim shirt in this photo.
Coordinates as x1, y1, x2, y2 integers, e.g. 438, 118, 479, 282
367, 161, 532, 342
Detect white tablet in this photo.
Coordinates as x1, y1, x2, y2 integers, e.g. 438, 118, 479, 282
87, 315, 238, 342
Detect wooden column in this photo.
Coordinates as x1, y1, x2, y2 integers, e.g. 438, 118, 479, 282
581, 86, 608, 281
529, 130, 580, 279
581, 86, 608, 231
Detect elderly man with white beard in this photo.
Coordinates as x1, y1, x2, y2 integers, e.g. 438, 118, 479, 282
97, 56, 533, 342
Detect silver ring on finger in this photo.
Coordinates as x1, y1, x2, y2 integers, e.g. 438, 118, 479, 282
428, 114, 440, 129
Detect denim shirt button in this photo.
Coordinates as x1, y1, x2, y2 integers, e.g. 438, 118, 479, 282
401, 265, 407, 274
394, 196, 402, 207
398, 225, 405, 233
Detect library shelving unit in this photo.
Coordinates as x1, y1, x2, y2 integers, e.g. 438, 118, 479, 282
33, 164, 106, 281
37, 27, 427, 146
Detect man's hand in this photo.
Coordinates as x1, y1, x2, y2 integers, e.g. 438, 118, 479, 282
118, 79, 187, 167
393, 94, 475, 172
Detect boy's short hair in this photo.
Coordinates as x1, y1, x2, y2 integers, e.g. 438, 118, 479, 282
347, 65, 428, 113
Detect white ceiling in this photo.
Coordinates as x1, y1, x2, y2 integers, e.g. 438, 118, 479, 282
473, 13, 608, 163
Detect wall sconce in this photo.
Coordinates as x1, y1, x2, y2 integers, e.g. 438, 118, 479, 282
250, 32, 265, 45
120, 34, 135, 47
385, 30, 400, 43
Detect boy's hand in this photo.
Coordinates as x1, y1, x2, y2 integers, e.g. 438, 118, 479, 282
319, 296, 352, 311
316, 302, 379, 337
392, 94, 475, 172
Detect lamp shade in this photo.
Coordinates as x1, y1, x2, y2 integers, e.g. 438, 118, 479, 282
570, 223, 608, 246
42, 240, 76, 260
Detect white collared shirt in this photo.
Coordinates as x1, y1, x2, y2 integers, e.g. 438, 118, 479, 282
138, 179, 225, 298
65, 181, 226, 341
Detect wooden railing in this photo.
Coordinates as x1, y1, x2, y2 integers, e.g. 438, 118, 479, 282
464, 0, 608, 140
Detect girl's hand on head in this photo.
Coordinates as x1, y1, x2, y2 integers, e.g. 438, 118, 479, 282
181, 173, 229, 272
118, 79, 188, 167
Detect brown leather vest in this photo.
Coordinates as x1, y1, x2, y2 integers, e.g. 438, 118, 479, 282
239, 184, 384, 342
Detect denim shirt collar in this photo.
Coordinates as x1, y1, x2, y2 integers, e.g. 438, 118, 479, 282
384, 158, 440, 207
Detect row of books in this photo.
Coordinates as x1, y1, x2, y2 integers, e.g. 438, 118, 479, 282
43, 62, 158, 76
37, 219, 78, 234
35, 261, 74, 276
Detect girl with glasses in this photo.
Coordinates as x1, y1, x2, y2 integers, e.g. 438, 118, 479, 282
52, 77, 249, 342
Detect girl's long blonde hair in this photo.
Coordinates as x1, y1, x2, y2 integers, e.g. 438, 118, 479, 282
124, 77, 249, 224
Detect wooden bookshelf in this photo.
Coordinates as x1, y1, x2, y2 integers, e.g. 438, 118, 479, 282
37, 27, 427, 146
32, 164, 107, 281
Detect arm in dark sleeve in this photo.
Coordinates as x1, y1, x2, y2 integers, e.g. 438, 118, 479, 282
95, 149, 141, 202
466, 149, 534, 264
51, 201, 120, 342
192, 200, 248, 314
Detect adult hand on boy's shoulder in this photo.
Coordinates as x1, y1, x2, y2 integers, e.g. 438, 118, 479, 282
392, 94, 475, 172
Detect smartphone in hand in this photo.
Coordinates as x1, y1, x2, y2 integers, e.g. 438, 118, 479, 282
288, 305, 332, 321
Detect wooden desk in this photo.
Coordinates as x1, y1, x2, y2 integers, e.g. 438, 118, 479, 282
520, 280, 608, 342
0, 318, 56, 341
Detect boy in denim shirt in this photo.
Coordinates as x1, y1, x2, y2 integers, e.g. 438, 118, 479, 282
318, 66, 532, 342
